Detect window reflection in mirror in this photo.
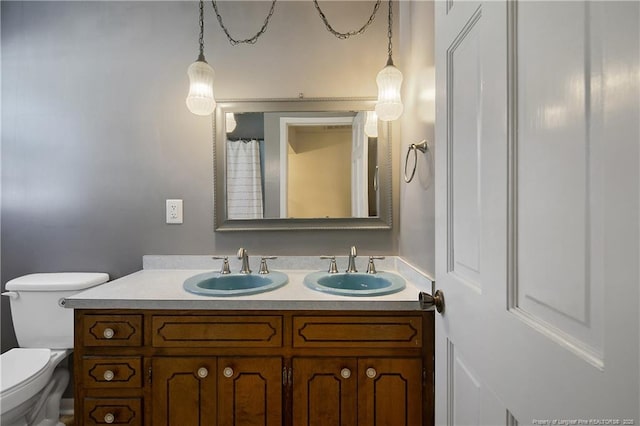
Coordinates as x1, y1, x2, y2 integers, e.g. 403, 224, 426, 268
225, 111, 379, 220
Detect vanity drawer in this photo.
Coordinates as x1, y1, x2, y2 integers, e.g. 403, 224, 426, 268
82, 357, 142, 388
83, 397, 142, 426
82, 314, 143, 347
151, 315, 283, 348
292, 315, 423, 348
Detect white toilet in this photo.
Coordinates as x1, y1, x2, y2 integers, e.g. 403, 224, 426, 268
1, 273, 109, 426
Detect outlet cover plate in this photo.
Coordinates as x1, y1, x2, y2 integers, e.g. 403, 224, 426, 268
166, 199, 183, 224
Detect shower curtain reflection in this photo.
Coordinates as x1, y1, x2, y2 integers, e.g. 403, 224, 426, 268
226, 139, 264, 219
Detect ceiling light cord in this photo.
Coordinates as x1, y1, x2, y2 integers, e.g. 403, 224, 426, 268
211, 0, 278, 45
198, 0, 205, 61
313, 0, 382, 40
387, 0, 393, 66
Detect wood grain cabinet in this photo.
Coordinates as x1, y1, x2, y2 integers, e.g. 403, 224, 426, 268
151, 356, 282, 426
74, 310, 433, 426
292, 357, 423, 426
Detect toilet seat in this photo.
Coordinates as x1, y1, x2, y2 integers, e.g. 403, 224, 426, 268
0, 348, 69, 415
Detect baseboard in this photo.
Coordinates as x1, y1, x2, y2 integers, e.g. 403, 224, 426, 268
60, 398, 74, 415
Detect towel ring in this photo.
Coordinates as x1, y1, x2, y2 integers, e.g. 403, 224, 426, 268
404, 140, 429, 183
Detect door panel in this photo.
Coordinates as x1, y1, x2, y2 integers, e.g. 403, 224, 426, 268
292, 358, 357, 426
357, 358, 422, 426
218, 357, 282, 426
513, 0, 603, 359
435, 0, 639, 424
152, 357, 216, 426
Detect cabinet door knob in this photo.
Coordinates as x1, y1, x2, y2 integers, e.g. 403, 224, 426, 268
197, 367, 208, 378
103, 370, 115, 381
104, 413, 115, 424
223, 367, 234, 378
366, 367, 377, 379
103, 328, 115, 339
340, 368, 351, 379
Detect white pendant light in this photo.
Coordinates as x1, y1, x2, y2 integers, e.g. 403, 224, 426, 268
225, 112, 237, 133
186, 0, 216, 116
375, 0, 403, 122
364, 111, 379, 138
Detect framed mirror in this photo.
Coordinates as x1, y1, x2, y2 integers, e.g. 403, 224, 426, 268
213, 98, 392, 231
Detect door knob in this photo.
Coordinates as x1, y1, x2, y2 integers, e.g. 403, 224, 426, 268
419, 290, 445, 313
340, 368, 351, 379
197, 367, 208, 378
223, 367, 234, 378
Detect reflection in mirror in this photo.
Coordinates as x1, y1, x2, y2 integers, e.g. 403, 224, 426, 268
214, 99, 392, 231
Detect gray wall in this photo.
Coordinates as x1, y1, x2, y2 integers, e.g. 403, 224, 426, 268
1, 1, 408, 351
398, 1, 436, 276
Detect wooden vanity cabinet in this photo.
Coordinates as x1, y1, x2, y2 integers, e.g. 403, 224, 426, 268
74, 310, 434, 426
151, 356, 282, 426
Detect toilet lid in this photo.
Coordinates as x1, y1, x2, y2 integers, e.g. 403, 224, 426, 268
0, 348, 51, 393
6, 272, 109, 291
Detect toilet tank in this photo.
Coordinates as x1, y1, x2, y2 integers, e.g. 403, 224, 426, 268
4, 273, 109, 349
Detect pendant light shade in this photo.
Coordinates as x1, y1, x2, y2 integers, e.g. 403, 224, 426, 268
186, 0, 215, 116
364, 111, 379, 138
225, 112, 237, 133
186, 60, 216, 116
375, 63, 403, 121
375, 0, 403, 122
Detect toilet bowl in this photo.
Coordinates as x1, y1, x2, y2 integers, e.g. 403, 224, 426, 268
1, 349, 70, 426
1, 273, 109, 426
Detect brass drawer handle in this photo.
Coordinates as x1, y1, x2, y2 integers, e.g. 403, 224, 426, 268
366, 367, 377, 379
340, 368, 351, 379
104, 413, 115, 424
103, 328, 115, 339
103, 370, 114, 381
223, 367, 234, 378
197, 367, 208, 378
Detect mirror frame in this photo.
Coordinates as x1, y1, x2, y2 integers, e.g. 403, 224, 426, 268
213, 98, 392, 231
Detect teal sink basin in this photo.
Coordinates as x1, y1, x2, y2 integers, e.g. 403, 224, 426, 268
184, 271, 288, 297
304, 271, 405, 297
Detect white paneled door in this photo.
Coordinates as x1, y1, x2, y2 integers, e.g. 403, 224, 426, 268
435, 1, 639, 424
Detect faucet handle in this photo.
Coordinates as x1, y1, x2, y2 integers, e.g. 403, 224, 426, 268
366, 256, 385, 274
320, 256, 339, 274
212, 256, 231, 274
259, 256, 277, 274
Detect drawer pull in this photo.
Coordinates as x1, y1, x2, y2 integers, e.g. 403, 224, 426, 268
103, 328, 115, 339
197, 367, 208, 378
366, 367, 377, 379
103, 370, 115, 381
104, 413, 115, 424
223, 367, 234, 378
340, 368, 351, 379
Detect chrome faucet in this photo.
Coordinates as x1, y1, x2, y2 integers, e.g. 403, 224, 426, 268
237, 248, 251, 274
346, 246, 358, 273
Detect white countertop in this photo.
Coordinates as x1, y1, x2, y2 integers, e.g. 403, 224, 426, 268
64, 256, 434, 311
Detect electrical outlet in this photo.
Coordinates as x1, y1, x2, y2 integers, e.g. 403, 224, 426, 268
166, 199, 183, 224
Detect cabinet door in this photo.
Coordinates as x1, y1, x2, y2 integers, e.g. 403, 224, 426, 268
152, 357, 216, 426
357, 358, 422, 426
292, 358, 357, 426
217, 357, 282, 426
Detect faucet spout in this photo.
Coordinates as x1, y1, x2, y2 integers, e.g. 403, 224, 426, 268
237, 247, 251, 274
346, 246, 358, 273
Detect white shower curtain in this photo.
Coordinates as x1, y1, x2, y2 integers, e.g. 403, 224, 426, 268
226, 139, 264, 219
351, 112, 369, 217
